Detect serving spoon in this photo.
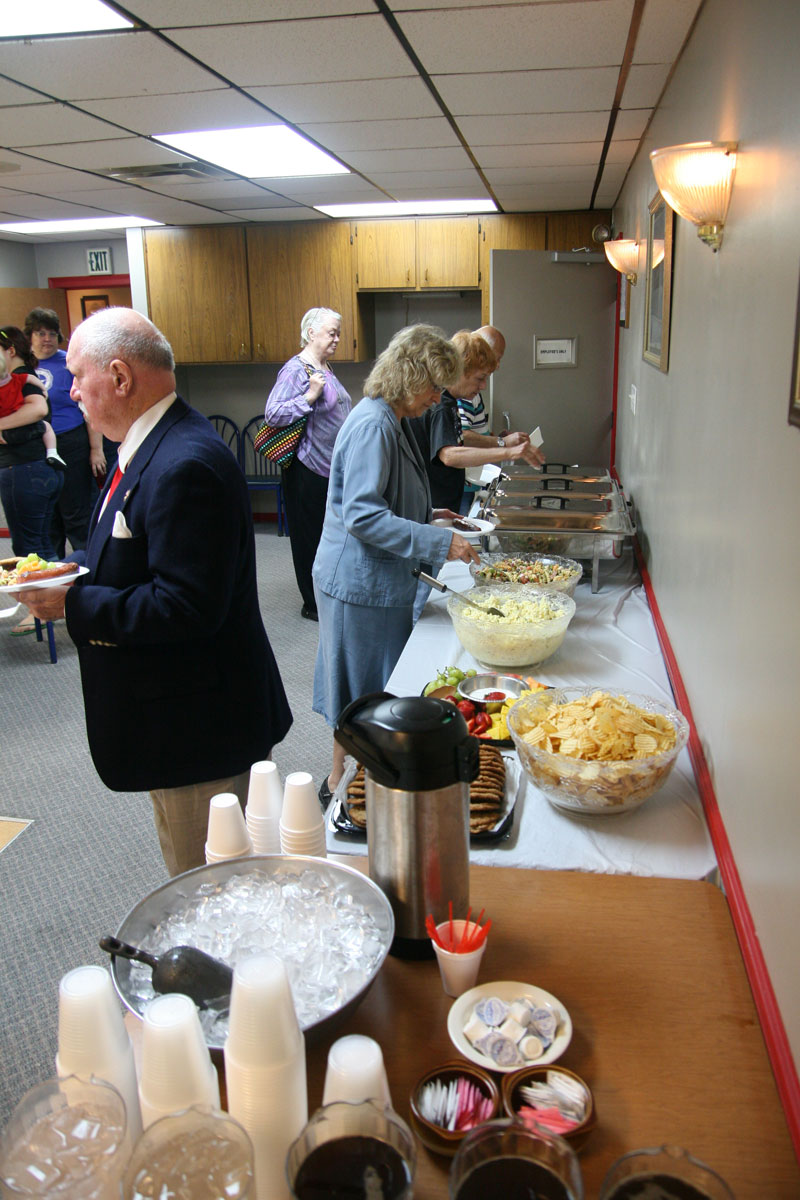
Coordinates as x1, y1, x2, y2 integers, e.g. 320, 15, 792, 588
412, 567, 504, 618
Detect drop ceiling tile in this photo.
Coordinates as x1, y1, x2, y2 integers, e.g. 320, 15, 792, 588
0, 168, 103, 194
460, 112, 611, 145
434, 67, 619, 117
475, 141, 606, 169
367, 168, 487, 192
169, 16, 410, 88
229, 207, 326, 223
209, 193, 304, 211
343, 146, 474, 173
297, 117, 458, 154
0, 78, 51, 106
621, 63, 672, 109
151, 201, 247, 224
492, 184, 594, 211
382, 184, 493, 202
122, 1, 374, 26
270, 177, 388, 203
0, 149, 69, 176
245, 77, 439, 124
394, 1, 634, 74
0, 192, 111, 219
24, 138, 193, 171
0, 32, 217, 101
78, 89, 273, 135
605, 139, 642, 166
137, 179, 274, 202
3, 103, 122, 148
486, 164, 598, 187
613, 110, 650, 141
635, 0, 703, 64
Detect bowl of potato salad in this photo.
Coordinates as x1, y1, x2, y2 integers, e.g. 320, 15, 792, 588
447, 584, 576, 669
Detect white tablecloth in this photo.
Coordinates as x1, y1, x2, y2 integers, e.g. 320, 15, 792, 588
326, 550, 716, 879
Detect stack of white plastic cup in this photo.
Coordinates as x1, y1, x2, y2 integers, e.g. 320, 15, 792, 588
245, 761, 283, 855
224, 954, 308, 1200
279, 772, 327, 857
322, 1034, 392, 1108
138, 993, 220, 1128
205, 792, 253, 864
55, 964, 143, 1158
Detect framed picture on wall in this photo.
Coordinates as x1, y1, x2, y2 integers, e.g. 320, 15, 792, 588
643, 193, 674, 372
619, 275, 631, 328
789, 271, 800, 428
80, 294, 109, 319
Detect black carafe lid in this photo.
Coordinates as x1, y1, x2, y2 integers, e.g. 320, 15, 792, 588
334, 692, 479, 791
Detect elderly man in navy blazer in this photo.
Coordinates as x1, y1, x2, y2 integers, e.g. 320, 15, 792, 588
24, 307, 292, 875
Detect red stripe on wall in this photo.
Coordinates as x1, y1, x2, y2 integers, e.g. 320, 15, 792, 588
630, 534, 800, 1160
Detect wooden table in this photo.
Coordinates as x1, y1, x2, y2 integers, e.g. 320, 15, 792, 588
301, 861, 799, 1198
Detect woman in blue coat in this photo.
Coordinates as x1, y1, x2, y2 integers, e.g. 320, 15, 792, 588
313, 324, 479, 804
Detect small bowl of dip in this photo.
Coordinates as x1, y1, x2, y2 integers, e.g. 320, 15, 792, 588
457, 673, 527, 713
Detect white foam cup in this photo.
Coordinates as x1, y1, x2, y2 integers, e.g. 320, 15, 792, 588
224, 955, 307, 1200
206, 792, 253, 858
246, 761, 283, 819
280, 772, 321, 833
278, 825, 326, 858
322, 1035, 392, 1107
55, 965, 143, 1152
432, 919, 488, 998
246, 817, 281, 855
138, 994, 220, 1128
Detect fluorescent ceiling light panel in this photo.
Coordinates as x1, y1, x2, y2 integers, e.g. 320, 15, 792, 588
154, 126, 349, 179
4, 1, 133, 37
0, 216, 162, 235
315, 200, 497, 217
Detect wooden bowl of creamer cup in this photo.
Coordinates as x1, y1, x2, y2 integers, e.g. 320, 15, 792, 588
502, 1064, 596, 1150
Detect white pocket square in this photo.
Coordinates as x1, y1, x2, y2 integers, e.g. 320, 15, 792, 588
112, 510, 132, 539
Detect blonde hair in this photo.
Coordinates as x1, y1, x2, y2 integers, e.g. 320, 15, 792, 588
364, 324, 462, 411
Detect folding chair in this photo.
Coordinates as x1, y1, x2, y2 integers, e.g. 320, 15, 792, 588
208, 414, 241, 460
240, 417, 287, 536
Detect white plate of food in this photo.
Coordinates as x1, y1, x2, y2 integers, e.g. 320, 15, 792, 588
0, 564, 87, 593
447, 980, 572, 1072
431, 516, 496, 541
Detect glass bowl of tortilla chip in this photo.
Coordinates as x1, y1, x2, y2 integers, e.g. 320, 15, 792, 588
507, 686, 689, 814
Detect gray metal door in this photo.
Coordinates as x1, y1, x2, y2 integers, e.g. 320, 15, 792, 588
489, 249, 617, 466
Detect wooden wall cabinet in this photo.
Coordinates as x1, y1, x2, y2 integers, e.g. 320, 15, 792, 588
247, 222, 357, 362
416, 217, 478, 288
353, 217, 479, 291
144, 227, 251, 363
353, 220, 417, 289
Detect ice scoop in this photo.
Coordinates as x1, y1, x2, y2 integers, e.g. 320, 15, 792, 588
99, 934, 233, 1008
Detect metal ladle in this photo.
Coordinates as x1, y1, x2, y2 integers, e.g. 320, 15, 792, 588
412, 567, 504, 618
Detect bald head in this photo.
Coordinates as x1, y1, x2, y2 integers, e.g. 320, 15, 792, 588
475, 325, 506, 363
67, 307, 177, 442
73, 307, 175, 373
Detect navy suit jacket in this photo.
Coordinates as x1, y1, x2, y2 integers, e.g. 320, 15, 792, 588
65, 397, 292, 791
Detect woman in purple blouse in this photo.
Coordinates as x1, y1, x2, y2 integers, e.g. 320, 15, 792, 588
265, 307, 351, 619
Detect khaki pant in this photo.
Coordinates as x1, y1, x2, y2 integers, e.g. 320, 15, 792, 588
150, 769, 251, 876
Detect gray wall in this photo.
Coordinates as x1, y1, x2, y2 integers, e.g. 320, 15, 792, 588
612, 0, 800, 1069
0, 240, 37, 286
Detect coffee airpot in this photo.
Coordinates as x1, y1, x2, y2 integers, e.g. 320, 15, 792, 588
335, 692, 479, 958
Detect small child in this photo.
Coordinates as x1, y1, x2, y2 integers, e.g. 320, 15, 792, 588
0, 346, 66, 470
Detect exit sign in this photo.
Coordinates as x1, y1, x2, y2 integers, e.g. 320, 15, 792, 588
87, 247, 112, 274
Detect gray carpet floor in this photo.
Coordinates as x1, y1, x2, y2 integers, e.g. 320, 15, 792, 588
0, 526, 330, 1128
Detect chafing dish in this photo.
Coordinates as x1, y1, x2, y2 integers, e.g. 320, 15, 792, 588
477, 470, 635, 592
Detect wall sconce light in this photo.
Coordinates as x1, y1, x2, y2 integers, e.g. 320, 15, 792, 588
604, 238, 640, 284
649, 141, 737, 251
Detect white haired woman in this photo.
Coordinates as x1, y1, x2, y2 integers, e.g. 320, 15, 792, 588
312, 324, 479, 806
264, 306, 351, 620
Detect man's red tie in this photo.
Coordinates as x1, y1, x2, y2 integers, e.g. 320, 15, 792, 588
106, 465, 124, 501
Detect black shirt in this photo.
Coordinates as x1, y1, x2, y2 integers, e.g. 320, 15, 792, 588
0, 373, 48, 469
407, 390, 464, 511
